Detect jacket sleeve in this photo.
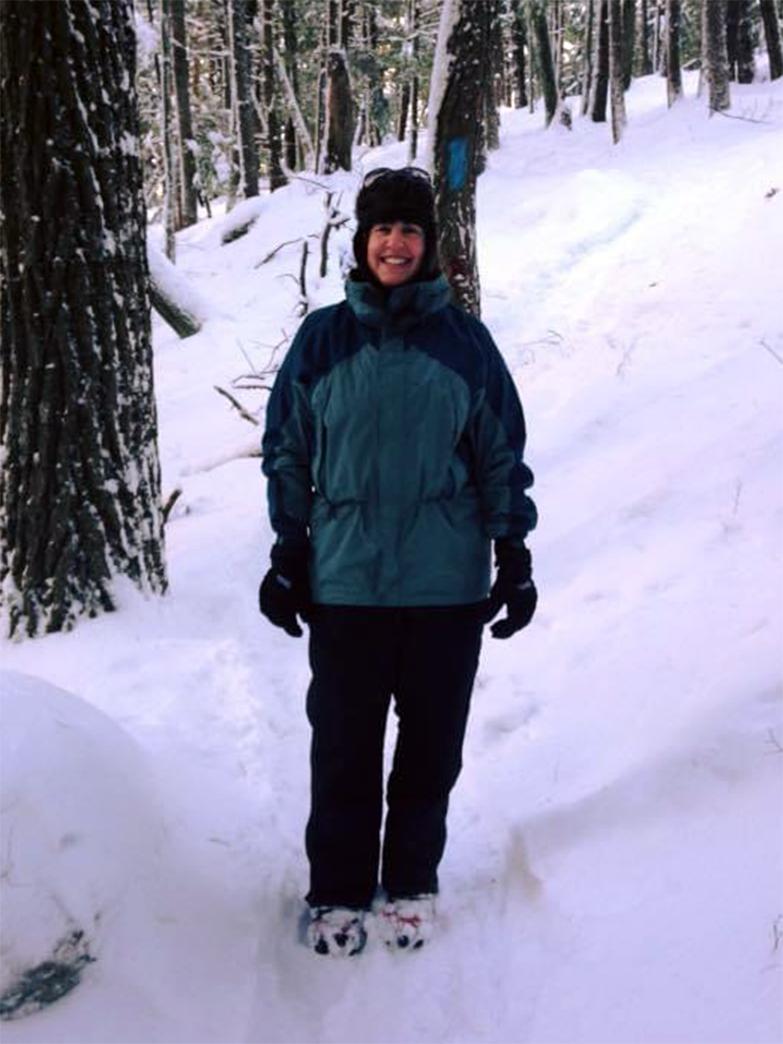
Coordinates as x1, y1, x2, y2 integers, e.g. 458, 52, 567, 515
261, 320, 315, 551
468, 323, 537, 548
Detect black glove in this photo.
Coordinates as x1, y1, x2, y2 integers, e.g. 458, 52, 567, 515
258, 545, 311, 638
482, 541, 538, 639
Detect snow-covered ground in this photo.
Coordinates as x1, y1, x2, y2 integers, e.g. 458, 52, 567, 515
2, 70, 782, 1043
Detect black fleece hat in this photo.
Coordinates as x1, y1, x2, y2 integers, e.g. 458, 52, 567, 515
352, 168, 440, 283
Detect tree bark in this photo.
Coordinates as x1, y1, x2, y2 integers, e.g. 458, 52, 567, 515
622, 0, 636, 88
639, 0, 652, 72
279, 0, 300, 167
760, 0, 783, 80
530, 0, 559, 125
171, 0, 198, 226
609, 0, 628, 141
228, 0, 259, 196
262, 0, 287, 189
485, 0, 502, 151
665, 0, 682, 105
0, 0, 167, 638
510, 0, 528, 108
323, 48, 354, 172
408, 0, 420, 163
726, 0, 755, 82
160, 0, 178, 255
582, 0, 595, 114
398, 80, 411, 141
703, 0, 731, 112
590, 0, 610, 121
431, 0, 491, 316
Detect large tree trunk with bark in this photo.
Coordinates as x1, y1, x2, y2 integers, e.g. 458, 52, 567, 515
609, 0, 628, 141
665, 0, 682, 105
430, 0, 490, 316
0, 0, 167, 638
703, 0, 731, 112
590, 0, 610, 121
228, 0, 259, 197
171, 0, 198, 226
760, 0, 783, 80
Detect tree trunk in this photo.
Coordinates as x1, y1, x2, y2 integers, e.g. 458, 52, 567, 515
147, 243, 203, 338
228, 0, 259, 197
323, 48, 354, 172
160, 0, 178, 255
640, 0, 652, 73
485, 0, 502, 151
408, 0, 421, 163
430, 0, 490, 316
622, 0, 636, 88
171, 0, 198, 226
279, 0, 300, 167
274, 47, 316, 168
704, 0, 731, 112
726, 0, 740, 77
342, 0, 356, 48
582, 0, 595, 114
728, 0, 755, 82
0, 0, 167, 638
652, 0, 661, 72
760, 0, 783, 80
665, 0, 682, 105
609, 0, 628, 141
262, 0, 287, 189
398, 80, 411, 141
530, 0, 559, 125
511, 0, 528, 108
590, 0, 610, 121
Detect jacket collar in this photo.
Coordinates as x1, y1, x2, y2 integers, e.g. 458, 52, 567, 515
345, 275, 451, 332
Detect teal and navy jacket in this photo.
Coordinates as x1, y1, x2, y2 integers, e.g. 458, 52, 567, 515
262, 275, 537, 606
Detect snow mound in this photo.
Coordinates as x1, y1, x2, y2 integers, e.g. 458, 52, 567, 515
0, 671, 162, 1016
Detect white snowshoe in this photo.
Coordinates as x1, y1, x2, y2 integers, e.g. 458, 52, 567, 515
306, 906, 367, 957
379, 894, 436, 951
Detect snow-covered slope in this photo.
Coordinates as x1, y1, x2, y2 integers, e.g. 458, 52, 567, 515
2, 71, 782, 1043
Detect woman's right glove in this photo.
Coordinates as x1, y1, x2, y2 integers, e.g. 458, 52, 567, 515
482, 540, 538, 639
258, 545, 312, 638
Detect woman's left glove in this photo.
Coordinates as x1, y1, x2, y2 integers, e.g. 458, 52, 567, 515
258, 546, 312, 638
482, 541, 538, 639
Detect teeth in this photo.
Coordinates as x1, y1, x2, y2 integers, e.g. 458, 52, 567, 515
383, 258, 409, 265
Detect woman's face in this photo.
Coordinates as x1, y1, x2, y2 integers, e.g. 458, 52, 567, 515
366, 221, 426, 286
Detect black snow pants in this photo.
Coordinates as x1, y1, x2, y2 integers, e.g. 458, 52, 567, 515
305, 602, 484, 910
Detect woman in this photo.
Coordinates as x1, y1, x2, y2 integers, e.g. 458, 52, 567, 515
259, 167, 537, 957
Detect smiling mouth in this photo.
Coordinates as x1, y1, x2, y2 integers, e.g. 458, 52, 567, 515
381, 257, 412, 266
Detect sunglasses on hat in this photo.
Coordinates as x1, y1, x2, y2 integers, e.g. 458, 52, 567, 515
361, 166, 432, 189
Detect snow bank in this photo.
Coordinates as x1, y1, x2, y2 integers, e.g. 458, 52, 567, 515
0, 671, 162, 1016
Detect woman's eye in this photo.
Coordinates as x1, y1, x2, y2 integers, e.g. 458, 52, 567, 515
402, 225, 423, 237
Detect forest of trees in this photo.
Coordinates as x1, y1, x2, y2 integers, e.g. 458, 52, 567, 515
1, 0, 782, 638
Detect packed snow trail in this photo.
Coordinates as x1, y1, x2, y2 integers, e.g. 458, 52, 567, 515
2, 72, 781, 1044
